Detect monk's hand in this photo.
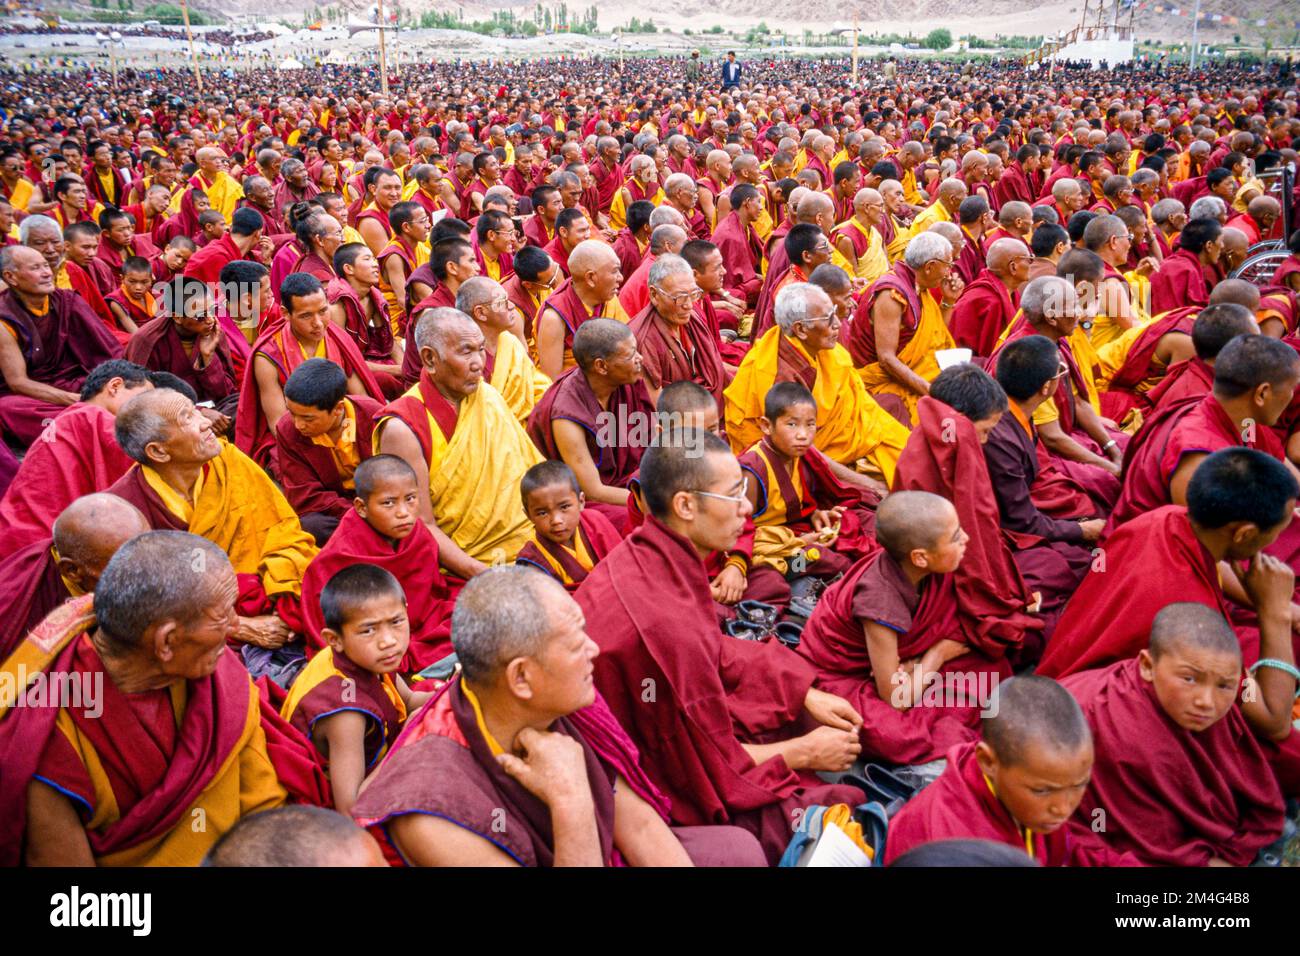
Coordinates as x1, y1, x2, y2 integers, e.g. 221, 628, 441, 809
940, 272, 964, 306
497, 727, 594, 810
237, 614, 293, 649
713, 297, 744, 319
198, 406, 232, 435
1243, 552, 1295, 622
811, 507, 844, 534
196, 325, 222, 363
1077, 518, 1106, 542
709, 564, 746, 605
255, 235, 275, 262
804, 687, 862, 732
793, 725, 861, 772
1135, 256, 1159, 278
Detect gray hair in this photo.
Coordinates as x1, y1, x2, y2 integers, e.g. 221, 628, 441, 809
903, 230, 953, 269
1188, 196, 1226, 222
1150, 198, 1185, 225
663, 172, 694, 195
774, 281, 830, 334
19, 213, 61, 244
454, 276, 500, 315
629, 153, 655, 175
648, 204, 685, 228
648, 224, 687, 255
114, 388, 190, 463
1020, 275, 1073, 322
414, 306, 475, 354
451, 565, 570, 683
280, 157, 306, 177
648, 253, 692, 287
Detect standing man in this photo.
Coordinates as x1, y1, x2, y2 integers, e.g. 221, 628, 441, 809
721, 51, 742, 91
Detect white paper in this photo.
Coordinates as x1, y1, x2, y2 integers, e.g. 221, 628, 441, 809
804, 822, 873, 867
935, 348, 973, 371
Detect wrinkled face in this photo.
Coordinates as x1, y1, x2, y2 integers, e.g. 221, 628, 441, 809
163, 569, 238, 680
332, 592, 411, 677
559, 179, 583, 208
598, 334, 644, 387
649, 268, 700, 326
587, 253, 623, 303
1140, 647, 1240, 733
425, 321, 486, 400
4, 247, 55, 294
373, 173, 402, 209
979, 740, 1094, 836
160, 395, 222, 464
287, 289, 330, 344
524, 483, 583, 546
475, 288, 514, 332
528, 590, 601, 716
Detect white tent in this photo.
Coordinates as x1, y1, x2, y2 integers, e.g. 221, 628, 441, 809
277, 57, 305, 70
324, 49, 350, 65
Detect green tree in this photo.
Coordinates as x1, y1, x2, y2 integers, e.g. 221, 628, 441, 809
924, 28, 952, 50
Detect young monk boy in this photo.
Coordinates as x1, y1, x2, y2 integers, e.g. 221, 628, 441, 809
739, 382, 878, 579
300, 455, 456, 674
797, 490, 1011, 765
883, 675, 1132, 866
104, 255, 157, 335
1062, 602, 1287, 866
282, 563, 432, 814
516, 460, 623, 592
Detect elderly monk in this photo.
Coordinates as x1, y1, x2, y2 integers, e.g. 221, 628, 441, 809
949, 237, 1032, 358
528, 319, 653, 532
1080, 214, 1148, 349
1039, 447, 1299, 680
848, 231, 962, 425
609, 154, 663, 232
903, 177, 967, 243
0, 531, 328, 866
709, 183, 765, 308
454, 276, 550, 424
619, 223, 688, 318
353, 566, 766, 867
575, 432, 869, 864
108, 388, 318, 644
536, 239, 627, 381
831, 187, 889, 285
0, 493, 150, 661
727, 282, 908, 487
1150, 217, 1222, 315
376, 308, 543, 572
1147, 299, 1261, 413
0, 246, 123, 446
0, 359, 151, 560
752, 190, 840, 337
237, 273, 384, 471
1063, 603, 1288, 866
172, 146, 244, 222
206, 805, 386, 867
1226, 195, 1281, 248
628, 254, 727, 408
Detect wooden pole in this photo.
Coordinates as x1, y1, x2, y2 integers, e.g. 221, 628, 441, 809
852, 13, 859, 85
1188, 0, 1201, 68
376, 0, 391, 96
180, 0, 202, 93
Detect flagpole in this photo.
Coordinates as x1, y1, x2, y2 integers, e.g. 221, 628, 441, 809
1188, 0, 1201, 68
376, 0, 390, 95
852, 13, 859, 85
180, 0, 202, 94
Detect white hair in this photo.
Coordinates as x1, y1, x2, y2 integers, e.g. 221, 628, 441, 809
1150, 198, 1185, 224
1019, 275, 1073, 321
1188, 196, 1226, 221
648, 253, 692, 287
774, 282, 829, 334
18, 214, 61, 244
903, 231, 953, 270
663, 172, 694, 195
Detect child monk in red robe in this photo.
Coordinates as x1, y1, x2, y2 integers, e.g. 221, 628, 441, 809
1062, 602, 1288, 866
282, 564, 432, 814
738, 382, 878, 579
884, 675, 1133, 866
516, 460, 623, 592
798, 490, 1012, 765
1144, 299, 1260, 413
300, 455, 456, 675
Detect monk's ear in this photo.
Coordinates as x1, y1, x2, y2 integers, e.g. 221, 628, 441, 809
670, 488, 697, 522
974, 740, 999, 779
757, 416, 773, 436
909, 547, 930, 571
323, 628, 346, 655
419, 345, 437, 371
504, 657, 535, 702
55, 557, 87, 591
1137, 648, 1157, 683
1231, 521, 1261, 548
143, 439, 170, 466
575, 491, 586, 508
151, 620, 181, 663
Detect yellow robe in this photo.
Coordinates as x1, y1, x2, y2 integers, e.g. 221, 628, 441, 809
837, 217, 889, 284
855, 288, 954, 425
724, 328, 910, 484
490, 328, 551, 424
608, 181, 665, 231
170, 171, 243, 223
280, 646, 406, 763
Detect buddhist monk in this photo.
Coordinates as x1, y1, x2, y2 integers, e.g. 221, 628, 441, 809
0, 358, 151, 559
327, 242, 404, 395
884, 675, 1127, 866
400, 236, 480, 383
536, 239, 626, 380
1039, 448, 1300, 678
1079, 214, 1147, 349
503, 244, 561, 346
206, 805, 386, 867
1063, 602, 1288, 866
574, 432, 869, 863
619, 222, 688, 318
183, 207, 269, 286
831, 187, 889, 286
454, 276, 550, 424
726, 282, 908, 488
0, 531, 328, 866
516, 459, 623, 592
949, 237, 1032, 358
376, 308, 543, 572
628, 254, 727, 408
709, 182, 765, 308
1146, 299, 1261, 412
376, 200, 431, 333
1149, 217, 1222, 315
104, 256, 157, 338
0, 246, 123, 446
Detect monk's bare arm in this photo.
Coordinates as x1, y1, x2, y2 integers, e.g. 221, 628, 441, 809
1072, 396, 1121, 463
253, 354, 289, 435
25, 779, 95, 866
1168, 452, 1206, 507
611, 777, 693, 867
1037, 418, 1118, 474
833, 234, 859, 272
107, 300, 140, 335
536, 308, 566, 381
383, 256, 408, 318
316, 710, 369, 816
345, 372, 369, 396
1238, 552, 1297, 741
825, 456, 888, 495
864, 621, 903, 704
552, 419, 629, 506
697, 189, 717, 226
326, 301, 349, 332
375, 417, 487, 578
0, 331, 79, 405
388, 813, 520, 867
1101, 277, 1138, 328
358, 219, 388, 257
870, 295, 929, 395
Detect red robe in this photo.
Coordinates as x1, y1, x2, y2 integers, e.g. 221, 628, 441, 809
124, 315, 241, 406
401, 283, 455, 385
515, 509, 624, 592
274, 395, 382, 519
0, 539, 74, 661
628, 304, 727, 408
1145, 356, 1215, 412
1062, 659, 1284, 867
1149, 248, 1212, 316
710, 211, 764, 306
183, 233, 256, 286
949, 269, 1017, 358
1100, 306, 1196, 419
993, 162, 1035, 207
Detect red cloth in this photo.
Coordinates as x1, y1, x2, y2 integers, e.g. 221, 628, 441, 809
949, 269, 1017, 357
1145, 356, 1215, 412
0, 403, 135, 560
153, 187, 203, 247
124, 315, 240, 405
1062, 658, 1284, 867
892, 397, 1043, 659
710, 211, 763, 306
0, 539, 73, 660
1102, 306, 1196, 417
1149, 248, 1211, 316
274, 395, 382, 518
884, 741, 1133, 865
846, 260, 923, 368
993, 162, 1035, 207
183, 233, 255, 286
401, 283, 455, 384
617, 253, 654, 317
300, 509, 455, 672
628, 304, 727, 408
515, 508, 624, 592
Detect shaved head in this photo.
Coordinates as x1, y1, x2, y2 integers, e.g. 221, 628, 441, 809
987, 237, 1030, 275
874, 490, 957, 561
567, 237, 619, 275
982, 675, 1092, 767
1148, 602, 1240, 663
52, 493, 151, 586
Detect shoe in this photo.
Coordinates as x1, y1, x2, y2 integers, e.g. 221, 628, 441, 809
723, 618, 769, 641
774, 621, 804, 648
736, 599, 779, 629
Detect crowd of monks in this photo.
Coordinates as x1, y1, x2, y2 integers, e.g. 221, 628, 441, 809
0, 50, 1299, 868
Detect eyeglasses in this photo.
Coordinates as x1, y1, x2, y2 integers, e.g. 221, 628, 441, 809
691, 476, 749, 508
652, 285, 705, 307
800, 309, 839, 326
1052, 361, 1070, 380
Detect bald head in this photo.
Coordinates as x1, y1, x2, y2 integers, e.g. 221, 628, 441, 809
1148, 602, 1240, 664
567, 237, 619, 275
649, 224, 688, 256
987, 237, 1030, 276
454, 276, 503, 315
205, 806, 386, 867
854, 187, 882, 213
796, 190, 832, 224
1208, 278, 1261, 310
982, 675, 1092, 768
52, 493, 151, 590
874, 490, 957, 563
648, 204, 685, 229
413, 306, 478, 355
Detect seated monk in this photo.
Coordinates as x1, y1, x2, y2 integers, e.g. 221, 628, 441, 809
282, 564, 434, 814
1109, 335, 1300, 531
1145, 296, 1261, 413
87, 207, 157, 301
949, 237, 1032, 359
517, 460, 623, 592
798, 490, 1014, 765
376, 308, 543, 574
884, 676, 1129, 866
726, 281, 909, 490
205, 804, 386, 867
104, 256, 158, 338
215, 259, 271, 355
1063, 603, 1288, 866
0, 359, 151, 559
527, 319, 653, 532
543, 207, 591, 279
1079, 214, 1151, 350
472, 210, 517, 283
502, 245, 561, 348
125, 275, 241, 422
399, 236, 480, 385
628, 253, 727, 408
575, 432, 870, 864
709, 183, 765, 308
455, 276, 550, 424
60, 222, 125, 341
535, 239, 627, 381
831, 187, 889, 287
0, 246, 123, 447
764, 223, 833, 316
682, 238, 748, 362
739, 383, 879, 579
617, 223, 688, 319
377, 201, 431, 334
987, 274, 1126, 509
1039, 448, 1300, 679
353, 565, 768, 866
327, 242, 405, 398
0, 494, 150, 661
108, 388, 319, 655
1149, 217, 1221, 316
848, 231, 961, 425
0, 531, 329, 866
275, 358, 383, 545
237, 272, 384, 473
300, 455, 455, 674
183, 207, 269, 287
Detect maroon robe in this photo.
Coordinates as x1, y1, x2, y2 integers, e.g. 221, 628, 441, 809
846, 261, 926, 371
274, 395, 382, 519
400, 283, 455, 385
124, 315, 240, 405
628, 304, 727, 408
992, 162, 1035, 207
1149, 248, 1212, 316
152, 188, 203, 247
1145, 356, 1215, 412
88, 235, 159, 298
710, 211, 764, 306
327, 278, 395, 365
611, 228, 644, 280
949, 268, 1017, 358
1100, 306, 1197, 419
183, 233, 256, 286
287, 648, 402, 768
0, 539, 74, 661
515, 508, 624, 592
